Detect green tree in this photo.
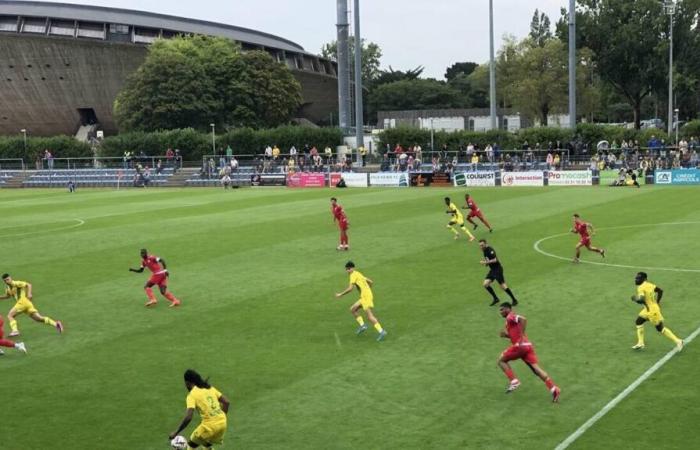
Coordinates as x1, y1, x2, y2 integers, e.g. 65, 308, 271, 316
566, 0, 675, 128
114, 36, 301, 131
368, 79, 461, 112
320, 38, 382, 86
374, 66, 424, 86
529, 9, 552, 47
444, 62, 478, 81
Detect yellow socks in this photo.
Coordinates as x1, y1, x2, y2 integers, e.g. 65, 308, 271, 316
9, 319, 18, 333
355, 316, 365, 327
462, 227, 475, 239
447, 225, 458, 235
636, 325, 645, 346
374, 322, 384, 333
43, 317, 57, 327
662, 327, 682, 345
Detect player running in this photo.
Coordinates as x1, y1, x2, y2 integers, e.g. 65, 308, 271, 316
462, 193, 493, 232
497, 302, 560, 402
0, 273, 64, 337
129, 249, 181, 307
444, 197, 475, 242
335, 261, 387, 341
631, 272, 683, 351
0, 314, 27, 355
479, 239, 518, 306
330, 197, 349, 251
170, 369, 230, 449
571, 213, 605, 263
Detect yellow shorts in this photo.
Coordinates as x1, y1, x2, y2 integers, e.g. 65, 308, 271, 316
639, 306, 664, 326
449, 217, 465, 226
360, 295, 374, 311
190, 422, 227, 446
13, 298, 38, 316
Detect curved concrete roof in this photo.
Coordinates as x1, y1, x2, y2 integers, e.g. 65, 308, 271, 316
0, 0, 306, 53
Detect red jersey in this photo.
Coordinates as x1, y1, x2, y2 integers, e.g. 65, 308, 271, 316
466, 198, 480, 212
505, 312, 530, 346
574, 221, 589, 239
332, 204, 347, 222
141, 255, 166, 274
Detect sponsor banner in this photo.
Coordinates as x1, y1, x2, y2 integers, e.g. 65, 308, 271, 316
453, 171, 497, 187
369, 172, 410, 187
329, 172, 369, 187
654, 170, 672, 184
409, 172, 434, 187
670, 169, 700, 185
251, 174, 286, 186
501, 171, 544, 187
286, 172, 326, 188
547, 170, 592, 186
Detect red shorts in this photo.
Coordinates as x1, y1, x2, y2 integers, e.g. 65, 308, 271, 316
338, 220, 349, 231
0, 316, 4, 339
501, 344, 538, 364
579, 237, 591, 247
468, 210, 483, 219
147, 272, 168, 287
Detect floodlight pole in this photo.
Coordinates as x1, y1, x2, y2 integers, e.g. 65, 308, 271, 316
336, 0, 351, 132
353, 0, 364, 160
489, 0, 497, 130
20, 128, 27, 153
665, 1, 675, 138
210, 123, 216, 155
568, 0, 576, 130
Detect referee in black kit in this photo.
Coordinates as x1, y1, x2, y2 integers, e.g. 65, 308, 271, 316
479, 239, 519, 306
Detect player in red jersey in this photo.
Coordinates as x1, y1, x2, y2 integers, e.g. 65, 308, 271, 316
497, 303, 560, 402
331, 197, 349, 251
462, 193, 493, 232
571, 213, 605, 263
0, 314, 26, 355
129, 249, 181, 307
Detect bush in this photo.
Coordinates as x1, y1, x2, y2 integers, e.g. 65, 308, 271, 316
0, 135, 92, 161
98, 126, 344, 161
680, 120, 700, 139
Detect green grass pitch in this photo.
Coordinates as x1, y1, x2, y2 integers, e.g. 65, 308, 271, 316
0, 186, 699, 449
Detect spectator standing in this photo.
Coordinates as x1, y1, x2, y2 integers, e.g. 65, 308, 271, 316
230, 156, 239, 172
485, 144, 494, 163
44, 149, 54, 170
156, 160, 163, 174
546, 152, 554, 169
470, 152, 479, 171
264, 145, 273, 159
174, 149, 181, 172
272, 145, 280, 160
225, 145, 233, 162
324, 145, 332, 164
553, 153, 561, 170
359, 146, 367, 167
166, 148, 175, 168
414, 144, 423, 166
380, 153, 390, 172
290, 145, 298, 161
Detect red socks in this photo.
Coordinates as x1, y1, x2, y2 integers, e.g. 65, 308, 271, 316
145, 287, 156, 301
164, 292, 180, 304
545, 378, 555, 390
0, 339, 16, 348
504, 367, 516, 381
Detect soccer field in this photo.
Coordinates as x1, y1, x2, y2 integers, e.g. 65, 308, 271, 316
1, 186, 699, 449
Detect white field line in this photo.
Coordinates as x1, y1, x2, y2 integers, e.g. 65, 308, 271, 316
334, 332, 343, 349
554, 324, 700, 450
0, 218, 85, 238
533, 222, 700, 273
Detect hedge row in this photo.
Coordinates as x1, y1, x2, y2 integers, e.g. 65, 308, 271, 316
0, 135, 93, 160
98, 126, 345, 161
377, 124, 672, 152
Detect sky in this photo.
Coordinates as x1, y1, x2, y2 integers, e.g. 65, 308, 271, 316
35, 0, 570, 79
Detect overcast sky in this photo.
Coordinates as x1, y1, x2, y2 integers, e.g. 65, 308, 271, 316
36, 0, 570, 78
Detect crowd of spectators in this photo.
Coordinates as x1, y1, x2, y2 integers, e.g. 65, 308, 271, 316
590, 136, 700, 172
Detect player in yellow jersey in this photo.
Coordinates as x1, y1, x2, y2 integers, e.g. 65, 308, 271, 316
170, 369, 230, 450
444, 197, 475, 242
631, 272, 683, 351
335, 261, 387, 341
0, 273, 63, 337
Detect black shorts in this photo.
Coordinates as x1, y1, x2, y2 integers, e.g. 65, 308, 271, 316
486, 267, 505, 284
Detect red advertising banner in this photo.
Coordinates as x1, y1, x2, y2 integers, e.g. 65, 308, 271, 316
286, 172, 326, 188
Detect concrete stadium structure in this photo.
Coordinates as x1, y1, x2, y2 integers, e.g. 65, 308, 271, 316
0, 1, 339, 136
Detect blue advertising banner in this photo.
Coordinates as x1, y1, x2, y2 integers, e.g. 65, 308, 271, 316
655, 169, 700, 185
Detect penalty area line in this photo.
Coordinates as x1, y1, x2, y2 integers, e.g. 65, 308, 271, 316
554, 323, 700, 450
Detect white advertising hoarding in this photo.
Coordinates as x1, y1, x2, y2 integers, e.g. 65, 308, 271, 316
547, 171, 592, 186
501, 171, 544, 187
369, 172, 410, 187
453, 171, 497, 187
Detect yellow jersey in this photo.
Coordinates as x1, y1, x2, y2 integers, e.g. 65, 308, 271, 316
5, 280, 29, 301
447, 202, 464, 221
186, 386, 227, 426
636, 281, 659, 310
349, 270, 372, 298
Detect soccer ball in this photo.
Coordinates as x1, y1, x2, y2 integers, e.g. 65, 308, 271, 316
170, 435, 187, 450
